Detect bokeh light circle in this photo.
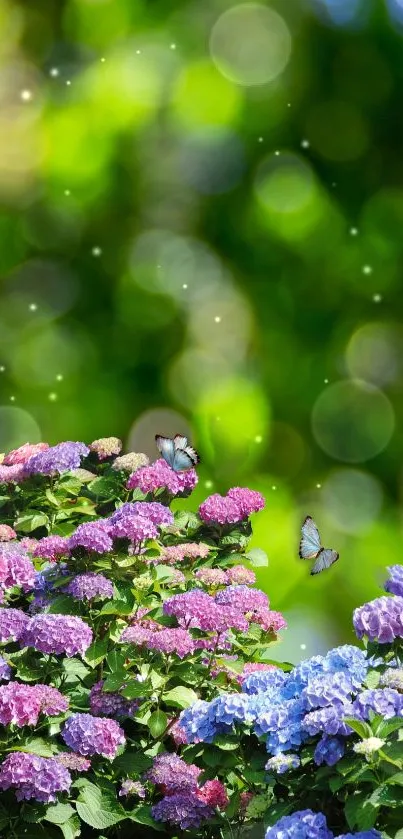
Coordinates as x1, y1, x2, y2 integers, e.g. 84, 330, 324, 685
127, 408, 192, 460
209, 4, 292, 87
312, 379, 395, 462
0, 406, 41, 452
346, 322, 403, 386
323, 468, 383, 534
255, 153, 315, 214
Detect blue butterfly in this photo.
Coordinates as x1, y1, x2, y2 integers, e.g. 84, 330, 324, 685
299, 516, 339, 576
155, 434, 200, 472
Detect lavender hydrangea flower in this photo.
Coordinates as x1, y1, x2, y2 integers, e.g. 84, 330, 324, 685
0, 607, 29, 642
110, 501, 173, 527
89, 681, 139, 718
265, 754, 300, 773
22, 614, 93, 657
0, 683, 68, 727
0, 656, 11, 681
128, 458, 197, 496
110, 514, 157, 543
384, 564, 403, 597
152, 793, 214, 830
65, 573, 114, 602
119, 780, 146, 798
33, 536, 70, 561
90, 437, 122, 460
302, 672, 354, 710
145, 753, 200, 792
265, 810, 333, 839
353, 596, 403, 643
68, 521, 113, 554
24, 441, 89, 476
215, 585, 269, 612
56, 753, 91, 772
0, 544, 36, 591
146, 628, 195, 658
0, 753, 71, 802
314, 734, 345, 766
302, 703, 356, 737
353, 688, 403, 719
62, 713, 125, 758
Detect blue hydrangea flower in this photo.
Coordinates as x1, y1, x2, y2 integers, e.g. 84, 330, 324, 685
323, 644, 369, 687
353, 688, 403, 720
242, 668, 289, 695
314, 734, 345, 766
302, 672, 354, 710
179, 700, 219, 743
265, 809, 333, 839
384, 564, 403, 597
265, 754, 300, 774
255, 698, 307, 754
302, 703, 355, 737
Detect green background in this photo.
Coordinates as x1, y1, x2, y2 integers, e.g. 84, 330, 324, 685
0, 0, 402, 658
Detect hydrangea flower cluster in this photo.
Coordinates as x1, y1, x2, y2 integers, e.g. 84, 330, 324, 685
65, 572, 114, 601
353, 595, 403, 643
127, 458, 198, 496
265, 809, 382, 839
159, 542, 210, 564
0, 543, 36, 592
33, 535, 70, 561
3, 442, 49, 466
23, 442, 89, 476
89, 680, 139, 718
89, 436, 122, 459
0, 607, 29, 641
112, 451, 149, 472
199, 487, 265, 524
62, 713, 126, 758
0, 524, 16, 541
109, 501, 173, 527
384, 563, 403, 597
22, 614, 93, 657
0, 682, 68, 726
146, 753, 228, 830
68, 521, 113, 554
0, 753, 72, 803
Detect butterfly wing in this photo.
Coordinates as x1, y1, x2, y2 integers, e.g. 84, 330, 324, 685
299, 516, 321, 559
155, 435, 176, 468
310, 548, 339, 576
184, 445, 199, 466
173, 435, 188, 450
172, 449, 197, 471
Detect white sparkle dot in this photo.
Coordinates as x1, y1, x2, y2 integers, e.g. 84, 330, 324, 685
258, 136, 264, 143
101, 57, 106, 63
214, 316, 221, 323
49, 67, 59, 77
272, 485, 277, 490
301, 139, 310, 149
0, 367, 5, 373
29, 303, 37, 312
287, 102, 291, 107
373, 293, 382, 303
324, 378, 329, 384
300, 643, 307, 650
255, 435, 263, 444
64, 189, 71, 196
66, 80, 71, 86
362, 265, 372, 275
182, 283, 188, 289
48, 392, 57, 402
136, 50, 141, 54
92, 246, 102, 257
274, 150, 280, 156
350, 227, 358, 236
170, 43, 176, 50
56, 374, 63, 382
10, 396, 15, 402
316, 483, 322, 489
20, 89, 32, 102
205, 480, 213, 489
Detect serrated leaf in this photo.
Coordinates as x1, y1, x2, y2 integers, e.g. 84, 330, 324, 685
84, 637, 109, 669
122, 680, 147, 699
345, 792, 377, 829
76, 783, 126, 830
16, 738, 55, 757
148, 710, 167, 737
129, 805, 164, 830
113, 751, 153, 774
15, 513, 49, 533
377, 717, 403, 739
103, 672, 126, 692
45, 804, 75, 825
47, 595, 80, 615
87, 477, 118, 500
343, 718, 373, 738
162, 686, 198, 709
100, 600, 132, 616
245, 548, 269, 567
60, 815, 81, 839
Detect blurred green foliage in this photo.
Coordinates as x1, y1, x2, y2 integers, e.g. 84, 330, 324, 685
1, 0, 403, 653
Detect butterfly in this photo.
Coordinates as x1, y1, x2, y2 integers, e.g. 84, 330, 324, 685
155, 434, 200, 472
299, 516, 339, 576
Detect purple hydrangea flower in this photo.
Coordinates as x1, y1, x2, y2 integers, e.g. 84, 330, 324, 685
0, 544, 36, 592
110, 501, 173, 527
110, 514, 158, 543
24, 442, 89, 476
384, 564, 403, 597
265, 810, 333, 839
56, 753, 91, 772
353, 596, 403, 643
0, 753, 71, 802
33, 536, 70, 561
163, 590, 224, 632
62, 713, 125, 758
314, 734, 345, 766
0, 607, 29, 642
65, 572, 114, 602
199, 493, 243, 525
265, 754, 300, 773
22, 614, 93, 657
0, 656, 11, 681
302, 672, 354, 710
68, 521, 113, 554
127, 459, 197, 496
227, 487, 265, 516
215, 585, 269, 612
302, 704, 356, 737
145, 753, 200, 792
89, 680, 139, 718
152, 793, 214, 829
120, 625, 153, 646
147, 627, 195, 658
119, 779, 146, 798
353, 688, 403, 719
0, 683, 68, 727
4, 442, 49, 466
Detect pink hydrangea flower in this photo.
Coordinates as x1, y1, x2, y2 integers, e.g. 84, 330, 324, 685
0, 607, 29, 641
0, 525, 16, 542
195, 568, 228, 587
0, 683, 68, 727
158, 543, 210, 565
227, 487, 265, 517
3, 442, 49, 466
226, 565, 256, 586
0, 463, 26, 483
0, 546, 35, 592
199, 494, 242, 526
127, 459, 197, 496
56, 753, 91, 772
0, 753, 71, 802
33, 536, 70, 561
197, 780, 229, 809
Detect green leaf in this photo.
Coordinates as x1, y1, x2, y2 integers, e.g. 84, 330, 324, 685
343, 718, 373, 738
385, 771, 403, 786
45, 804, 75, 825
87, 477, 119, 500
60, 815, 81, 839
15, 513, 49, 533
213, 735, 239, 751
129, 805, 164, 830
377, 717, 403, 739
113, 751, 153, 774
16, 738, 55, 757
100, 600, 132, 616
122, 680, 148, 699
103, 672, 126, 692
364, 669, 380, 689
75, 783, 126, 830
47, 595, 80, 615
148, 710, 167, 737
345, 792, 377, 830
84, 637, 109, 668
62, 657, 90, 683
245, 547, 269, 567
162, 686, 198, 709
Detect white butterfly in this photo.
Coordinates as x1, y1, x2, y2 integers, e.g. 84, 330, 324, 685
299, 516, 339, 576
155, 434, 200, 472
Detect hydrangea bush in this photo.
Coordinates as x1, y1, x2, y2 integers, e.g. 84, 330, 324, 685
0, 436, 401, 838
